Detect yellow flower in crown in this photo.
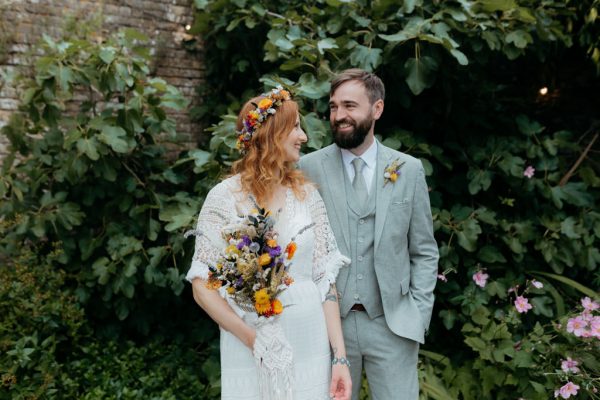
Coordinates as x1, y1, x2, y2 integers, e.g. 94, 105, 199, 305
258, 98, 273, 109
237, 86, 292, 153
266, 239, 278, 248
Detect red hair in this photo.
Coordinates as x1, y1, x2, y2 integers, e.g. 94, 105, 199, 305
231, 96, 307, 207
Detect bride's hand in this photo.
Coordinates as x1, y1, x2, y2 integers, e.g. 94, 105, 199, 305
329, 364, 352, 400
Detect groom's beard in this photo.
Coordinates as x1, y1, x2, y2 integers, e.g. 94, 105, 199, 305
331, 116, 373, 149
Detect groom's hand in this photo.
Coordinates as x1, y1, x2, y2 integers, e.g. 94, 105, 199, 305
330, 365, 352, 400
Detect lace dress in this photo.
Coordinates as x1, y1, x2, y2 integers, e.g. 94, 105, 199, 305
186, 175, 349, 400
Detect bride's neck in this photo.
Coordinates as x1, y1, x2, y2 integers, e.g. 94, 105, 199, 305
263, 183, 288, 212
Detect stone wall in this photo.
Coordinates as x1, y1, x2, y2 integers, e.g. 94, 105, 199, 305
0, 0, 203, 158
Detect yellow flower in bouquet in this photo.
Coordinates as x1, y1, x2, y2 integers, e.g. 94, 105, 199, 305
194, 205, 313, 318
258, 253, 271, 266
254, 289, 272, 315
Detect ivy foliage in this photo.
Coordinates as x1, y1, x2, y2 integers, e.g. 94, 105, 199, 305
191, 0, 600, 398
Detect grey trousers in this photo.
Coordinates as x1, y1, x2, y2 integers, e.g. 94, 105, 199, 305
342, 311, 419, 400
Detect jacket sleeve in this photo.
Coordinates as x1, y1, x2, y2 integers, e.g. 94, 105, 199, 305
407, 165, 439, 331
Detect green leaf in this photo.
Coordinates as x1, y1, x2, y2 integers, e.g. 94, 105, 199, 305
560, 217, 582, 239
404, 56, 438, 95
99, 126, 129, 153
471, 306, 490, 325
302, 112, 329, 150
317, 38, 338, 54
456, 218, 481, 252
92, 257, 112, 285
530, 296, 553, 317
99, 47, 116, 64
76, 138, 100, 160
478, 245, 507, 263
464, 336, 487, 352
450, 49, 469, 65
297, 73, 330, 100
439, 309, 457, 330
349, 45, 383, 72
505, 30, 531, 49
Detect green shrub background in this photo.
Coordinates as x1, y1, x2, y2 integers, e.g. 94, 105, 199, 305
1, 0, 599, 398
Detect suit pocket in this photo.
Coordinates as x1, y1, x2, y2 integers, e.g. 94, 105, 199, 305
391, 199, 410, 208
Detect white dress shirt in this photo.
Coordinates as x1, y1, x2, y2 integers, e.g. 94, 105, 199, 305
341, 140, 378, 195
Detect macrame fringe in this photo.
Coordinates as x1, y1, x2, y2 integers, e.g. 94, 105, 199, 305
253, 316, 294, 400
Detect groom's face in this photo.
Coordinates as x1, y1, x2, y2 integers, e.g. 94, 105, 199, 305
329, 80, 381, 150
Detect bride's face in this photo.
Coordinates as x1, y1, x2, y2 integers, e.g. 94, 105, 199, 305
282, 114, 307, 163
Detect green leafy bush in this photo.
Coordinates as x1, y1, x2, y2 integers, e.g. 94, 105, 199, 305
0, 242, 85, 398
0, 27, 205, 331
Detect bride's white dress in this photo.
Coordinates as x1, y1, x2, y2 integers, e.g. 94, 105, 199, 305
186, 175, 349, 400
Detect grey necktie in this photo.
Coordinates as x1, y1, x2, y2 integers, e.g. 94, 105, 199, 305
351, 157, 368, 207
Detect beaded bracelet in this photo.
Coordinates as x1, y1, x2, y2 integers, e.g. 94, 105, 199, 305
331, 357, 351, 367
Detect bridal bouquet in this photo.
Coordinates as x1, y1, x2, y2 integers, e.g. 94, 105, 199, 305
205, 207, 301, 318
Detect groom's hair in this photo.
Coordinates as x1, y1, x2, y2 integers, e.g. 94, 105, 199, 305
330, 68, 385, 104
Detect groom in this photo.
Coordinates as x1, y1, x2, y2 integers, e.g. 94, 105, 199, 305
299, 69, 439, 400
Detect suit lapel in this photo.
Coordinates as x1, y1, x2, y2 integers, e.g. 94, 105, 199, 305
374, 144, 395, 251
322, 146, 350, 251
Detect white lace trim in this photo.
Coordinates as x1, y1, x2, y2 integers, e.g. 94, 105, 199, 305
307, 187, 350, 300
185, 259, 210, 282
314, 251, 351, 302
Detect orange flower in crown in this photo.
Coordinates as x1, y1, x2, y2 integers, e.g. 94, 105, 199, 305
237, 86, 292, 153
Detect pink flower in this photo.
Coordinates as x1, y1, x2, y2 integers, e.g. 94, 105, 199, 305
437, 274, 447, 282
523, 165, 535, 178
473, 271, 489, 288
581, 296, 599, 311
590, 317, 600, 338
557, 381, 580, 398
561, 357, 580, 373
581, 310, 594, 322
515, 296, 533, 313
531, 279, 544, 289
566, 316, 588, 337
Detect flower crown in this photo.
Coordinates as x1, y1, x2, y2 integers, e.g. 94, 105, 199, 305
237, 86, 292, 153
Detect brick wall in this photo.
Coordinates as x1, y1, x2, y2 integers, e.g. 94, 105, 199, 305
0, 0, 203, 158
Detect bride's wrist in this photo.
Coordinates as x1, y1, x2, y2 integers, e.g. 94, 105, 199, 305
331, 356, 351, 367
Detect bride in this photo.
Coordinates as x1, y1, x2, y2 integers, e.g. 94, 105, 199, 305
186, 87, 352, 400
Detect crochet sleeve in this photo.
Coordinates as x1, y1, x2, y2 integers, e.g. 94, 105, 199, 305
185, 182, 234, 282
308, 187, 350, 301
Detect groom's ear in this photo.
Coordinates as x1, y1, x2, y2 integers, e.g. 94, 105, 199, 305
372, 99, 384, 120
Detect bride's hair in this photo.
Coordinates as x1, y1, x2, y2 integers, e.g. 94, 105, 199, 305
231, 95, 307, 207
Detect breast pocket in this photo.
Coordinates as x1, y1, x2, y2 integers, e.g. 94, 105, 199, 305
390, 199, 410, 209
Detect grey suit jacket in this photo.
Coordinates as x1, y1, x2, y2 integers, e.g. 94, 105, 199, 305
299, 142, 439, 344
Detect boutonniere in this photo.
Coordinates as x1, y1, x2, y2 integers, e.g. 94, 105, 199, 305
383, 158, 406, 186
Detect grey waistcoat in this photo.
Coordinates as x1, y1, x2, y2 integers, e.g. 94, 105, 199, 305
339, 168, 384, 319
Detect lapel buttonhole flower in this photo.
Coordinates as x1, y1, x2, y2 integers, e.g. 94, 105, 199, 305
384, 158, 406, 186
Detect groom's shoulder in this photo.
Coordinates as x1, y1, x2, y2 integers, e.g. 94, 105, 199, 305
299, 144, 336, 167
379, 144, 424, 173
